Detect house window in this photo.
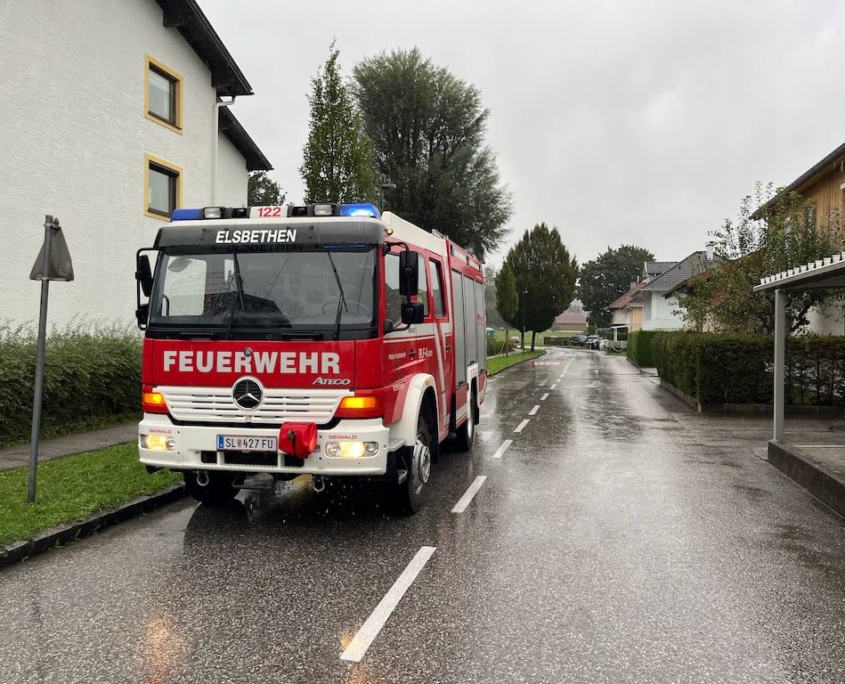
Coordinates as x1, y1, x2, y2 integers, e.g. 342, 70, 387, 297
145, 56, 182, 132
145, 154, 182, 219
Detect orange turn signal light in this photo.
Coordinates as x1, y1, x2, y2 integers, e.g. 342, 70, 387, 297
339, 396, 379, 411
142, 390, 168, 414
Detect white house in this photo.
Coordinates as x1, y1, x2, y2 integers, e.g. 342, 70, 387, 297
608, 281, 646, 332
0, 0, 271, 329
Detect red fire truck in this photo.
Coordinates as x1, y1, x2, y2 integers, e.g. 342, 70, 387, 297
135, 202, 487, 512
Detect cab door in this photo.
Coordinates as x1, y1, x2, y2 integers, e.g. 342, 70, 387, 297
427, 254, 452, 442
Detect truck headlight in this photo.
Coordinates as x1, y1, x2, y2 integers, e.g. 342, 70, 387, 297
141, 434, 176, 451
325, 441, 379, 458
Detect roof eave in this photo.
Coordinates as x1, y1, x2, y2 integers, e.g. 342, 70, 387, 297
154, 0, 253, 97
752, 140, 845, 219
219, 107, 273, 171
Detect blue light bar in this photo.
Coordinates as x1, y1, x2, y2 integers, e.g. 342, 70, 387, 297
170, 208, 203, 221
339, 203, 380, 218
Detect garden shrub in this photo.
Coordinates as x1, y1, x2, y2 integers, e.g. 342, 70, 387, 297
0, 321, 142, 446
627, 330, 659, 367
652, 331, 845, 408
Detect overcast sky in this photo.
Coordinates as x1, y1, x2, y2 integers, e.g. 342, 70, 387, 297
199, 0, 845, 269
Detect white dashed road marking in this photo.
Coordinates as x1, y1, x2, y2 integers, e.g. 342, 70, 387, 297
515, 419, 530, 433
541, 393, 550, 401
492, 439, 513, 459
341, 547, 437, 662
451, 476, 487, 513
529, 405, 540, 416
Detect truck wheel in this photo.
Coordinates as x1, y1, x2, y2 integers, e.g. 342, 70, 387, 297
397, 414, 432, 514
184, 471, 239, 506
454, 388, 476, 452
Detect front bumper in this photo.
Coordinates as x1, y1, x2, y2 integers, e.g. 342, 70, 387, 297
139, 414, 398, 476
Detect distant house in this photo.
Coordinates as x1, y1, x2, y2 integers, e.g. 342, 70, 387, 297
608, 281, 646, 332
640, 252, 726, 331
553, 312, 587, 332
663, 252, 724, 331
606, 262, 674, 333
0, 0, 272, 328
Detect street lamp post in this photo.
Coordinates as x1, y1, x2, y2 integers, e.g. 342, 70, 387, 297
522, 289, 528, 351
379, 182, 396, 212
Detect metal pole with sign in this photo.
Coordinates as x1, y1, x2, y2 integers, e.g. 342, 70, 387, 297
27, 215, 74, 504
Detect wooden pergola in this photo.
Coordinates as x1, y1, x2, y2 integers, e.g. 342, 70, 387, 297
754, 253, 845, 441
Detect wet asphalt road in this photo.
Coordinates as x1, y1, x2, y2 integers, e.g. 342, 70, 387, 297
4, 348, 845, 683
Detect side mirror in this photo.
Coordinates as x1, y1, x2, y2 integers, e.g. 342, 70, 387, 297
136, 254, 153, 298
398, 250, 419, 297
136, 303, 149, 328
401, 301, 425, 325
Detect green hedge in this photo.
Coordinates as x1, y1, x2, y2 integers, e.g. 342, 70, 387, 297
0, 323, 142, 447
652, 332, 845, 408
487, 336, 519, 356
627, 330, 660, 367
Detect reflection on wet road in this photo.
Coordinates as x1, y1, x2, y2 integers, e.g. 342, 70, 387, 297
3, 348, 845, 683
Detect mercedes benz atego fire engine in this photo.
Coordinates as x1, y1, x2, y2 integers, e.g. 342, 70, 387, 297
135, 203, 487, 512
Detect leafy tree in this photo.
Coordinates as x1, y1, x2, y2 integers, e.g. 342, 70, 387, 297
247, 171, 285, 206
300, 42, 377, 204
578, 245, 654, 328
352, 48, 512, 259
679, 182, 844, 333
504, 223, 579, 350
495, 263, 518, 354
483, 266, 506, 329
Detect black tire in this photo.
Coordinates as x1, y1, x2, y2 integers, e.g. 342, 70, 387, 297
183, 470, 240, 506
396, 414, 432, 514
454, 388, 476, 452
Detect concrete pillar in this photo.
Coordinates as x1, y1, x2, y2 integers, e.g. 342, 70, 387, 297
773, 288, 786, 442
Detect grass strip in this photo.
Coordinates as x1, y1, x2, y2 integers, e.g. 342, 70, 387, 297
488, 350, 545, 375
0, 444, 181, 548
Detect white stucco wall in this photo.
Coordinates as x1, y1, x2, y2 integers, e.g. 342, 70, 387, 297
0, 0, 250, 329
641, 293, 684, 331
216, 133, 249, 208
611, 310, 626, 326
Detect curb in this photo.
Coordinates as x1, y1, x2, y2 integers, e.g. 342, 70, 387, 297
0, 484, 187, 570
768, 441, 845, 518
489, 350, 547, 377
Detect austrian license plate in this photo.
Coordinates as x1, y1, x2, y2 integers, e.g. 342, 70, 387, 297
217, 435, 277, 452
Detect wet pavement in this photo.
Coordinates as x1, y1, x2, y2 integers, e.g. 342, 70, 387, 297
3, 348, 845, 683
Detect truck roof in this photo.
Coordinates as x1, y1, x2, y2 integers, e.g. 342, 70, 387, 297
154, 216, 386, 249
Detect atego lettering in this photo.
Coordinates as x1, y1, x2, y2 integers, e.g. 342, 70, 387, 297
163, 350, 340, 375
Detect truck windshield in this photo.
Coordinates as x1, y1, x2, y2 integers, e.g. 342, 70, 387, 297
148, 248, 377, 335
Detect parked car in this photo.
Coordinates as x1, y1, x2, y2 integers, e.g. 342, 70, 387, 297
599, 338, 608, 351
511, 336, 521, 346
570, 334, 588, 346
585, 335, 605, 349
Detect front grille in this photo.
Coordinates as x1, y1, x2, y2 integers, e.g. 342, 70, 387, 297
158, 386, 351, 424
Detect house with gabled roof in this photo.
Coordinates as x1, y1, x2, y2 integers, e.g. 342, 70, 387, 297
640, 253, 721, 330
1, 0, 272, 328
553, 312, 588, 332
609, 281, 646, 331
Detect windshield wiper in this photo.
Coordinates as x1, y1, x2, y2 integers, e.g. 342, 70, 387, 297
225, 252, 246, 339
326, 251, 348, 341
